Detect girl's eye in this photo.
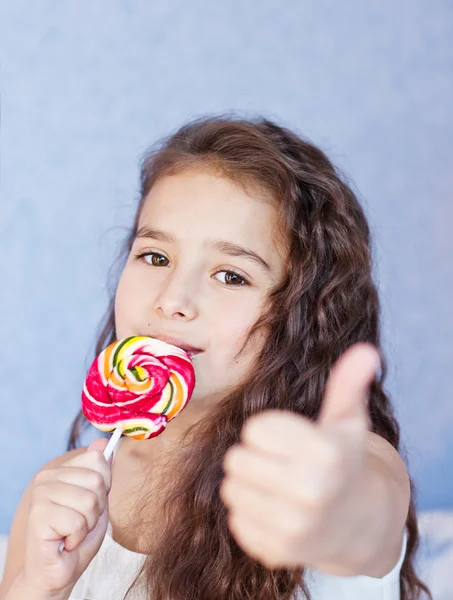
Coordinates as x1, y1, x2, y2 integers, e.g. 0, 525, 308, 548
135, 251, 249, 287
135, 251, 169, 267
213, 270, 249, 286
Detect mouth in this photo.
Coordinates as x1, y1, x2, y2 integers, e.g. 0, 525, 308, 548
146, 334, 204, 358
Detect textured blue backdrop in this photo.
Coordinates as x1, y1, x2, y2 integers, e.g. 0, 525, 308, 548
1, 0, 452, 534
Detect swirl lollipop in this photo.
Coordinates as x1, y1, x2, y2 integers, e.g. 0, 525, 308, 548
58, 336, 196, 552
82, 336, 196, 459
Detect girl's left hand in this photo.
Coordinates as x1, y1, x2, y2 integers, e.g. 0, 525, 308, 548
220, 342, 381, 570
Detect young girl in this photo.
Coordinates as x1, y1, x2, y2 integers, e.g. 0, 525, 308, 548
0, 116, 432, 600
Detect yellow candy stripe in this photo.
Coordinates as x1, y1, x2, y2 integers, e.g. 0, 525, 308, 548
102, 342, 115, 384
166, 372, 186, 419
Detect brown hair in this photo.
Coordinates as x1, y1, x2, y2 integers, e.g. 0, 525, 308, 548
69, 114, 432, 599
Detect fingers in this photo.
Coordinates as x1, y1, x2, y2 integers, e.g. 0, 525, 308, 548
221, 474, 310, 534
32, 474, 105, 529
240, 410, 335, 463
30, 472, 107, 551
223, 444, 338, 508
226, 510, 301, 570
30, 498, 91, 552
29, 441, 112, 553
65, 441, 112, 493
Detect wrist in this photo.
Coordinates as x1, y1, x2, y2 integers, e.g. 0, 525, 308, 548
4, 569, 73, 600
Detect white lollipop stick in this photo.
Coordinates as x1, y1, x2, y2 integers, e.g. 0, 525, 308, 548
103, 426, 123, 461
59, 427, 122, 552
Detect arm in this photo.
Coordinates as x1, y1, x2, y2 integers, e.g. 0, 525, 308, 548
359, 431, 410, 577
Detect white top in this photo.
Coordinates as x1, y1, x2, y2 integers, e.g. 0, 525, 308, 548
68, 522, 408, 599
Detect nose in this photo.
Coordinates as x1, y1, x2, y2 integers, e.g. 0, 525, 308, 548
154, 268, 199, 321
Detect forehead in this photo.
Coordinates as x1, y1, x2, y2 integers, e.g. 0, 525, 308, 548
138, 171, 288, 261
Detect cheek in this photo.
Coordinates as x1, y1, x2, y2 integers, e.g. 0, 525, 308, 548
113, 290, 126, 339
214, 304, 266, 368
114, 270, 141, 335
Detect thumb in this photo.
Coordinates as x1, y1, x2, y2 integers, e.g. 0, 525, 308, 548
318, 342, 380, 434
87, 437, 112, 466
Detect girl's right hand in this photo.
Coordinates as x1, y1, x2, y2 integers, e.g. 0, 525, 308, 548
22, 437, 112, 596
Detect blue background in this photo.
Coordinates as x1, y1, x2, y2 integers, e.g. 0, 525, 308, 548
1, 0, 452, 534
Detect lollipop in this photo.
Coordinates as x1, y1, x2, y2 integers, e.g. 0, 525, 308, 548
82, 335, 196, 459
58, 336, 195, 552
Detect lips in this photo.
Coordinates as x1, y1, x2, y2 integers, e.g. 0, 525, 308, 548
148, 334, 204, 356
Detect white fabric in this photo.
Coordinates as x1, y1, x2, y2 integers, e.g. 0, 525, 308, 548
69, 521, 147, 600
67, 525, 408, 600
303, 527, 408, 599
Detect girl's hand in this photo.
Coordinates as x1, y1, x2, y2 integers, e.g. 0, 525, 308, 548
22, 438, 112, 595
220, 342, 381, 571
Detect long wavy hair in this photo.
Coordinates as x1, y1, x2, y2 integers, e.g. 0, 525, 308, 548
69, 115, 432, 600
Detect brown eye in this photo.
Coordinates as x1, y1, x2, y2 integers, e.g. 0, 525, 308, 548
135, 252, 249, 287
137, 251, 169, 266
213, 270, 248, 286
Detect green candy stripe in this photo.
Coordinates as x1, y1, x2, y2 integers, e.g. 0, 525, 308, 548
123, 426, 149, 434
161, 379, 175, 414
130, 366, 146, 382
112, 336, 136, 368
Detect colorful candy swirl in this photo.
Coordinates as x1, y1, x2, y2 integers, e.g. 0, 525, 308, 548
81, 336, 196, 440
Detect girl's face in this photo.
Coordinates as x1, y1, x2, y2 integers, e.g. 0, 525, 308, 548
115, 169, 287, 410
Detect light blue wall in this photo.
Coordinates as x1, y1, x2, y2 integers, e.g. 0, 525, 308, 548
1, 1, 452, 534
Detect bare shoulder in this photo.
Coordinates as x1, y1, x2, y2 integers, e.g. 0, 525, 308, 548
0, 447, 88, 594
366, 432, 406, 465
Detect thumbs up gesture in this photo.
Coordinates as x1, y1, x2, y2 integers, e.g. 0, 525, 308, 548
220, 342, 382, 573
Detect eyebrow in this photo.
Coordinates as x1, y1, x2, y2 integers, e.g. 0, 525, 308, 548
136, 225, 271, 273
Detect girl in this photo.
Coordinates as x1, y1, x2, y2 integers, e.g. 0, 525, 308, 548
0, 115, 432, 600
